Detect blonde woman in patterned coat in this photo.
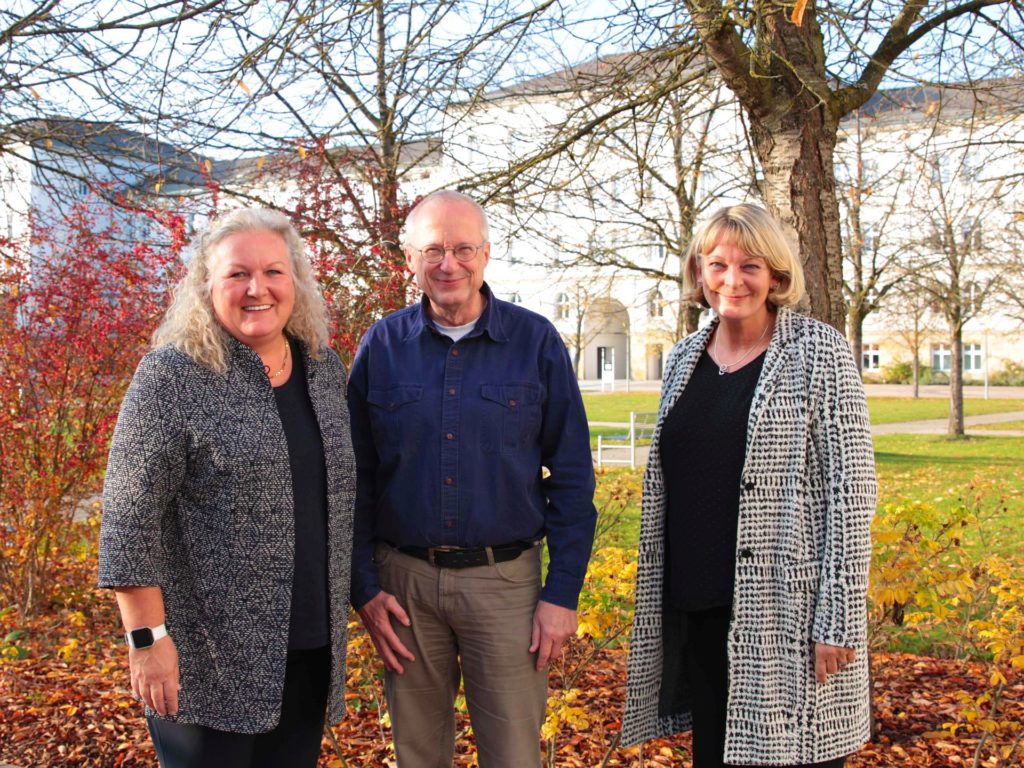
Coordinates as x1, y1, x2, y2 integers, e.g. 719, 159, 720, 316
99, 209, 356, 768
622, 204, 876, 767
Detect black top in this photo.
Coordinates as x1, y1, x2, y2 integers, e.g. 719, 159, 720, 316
274, 338, 330, 649
661, 347, 765, 611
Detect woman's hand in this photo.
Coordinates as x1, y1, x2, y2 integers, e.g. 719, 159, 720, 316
114, 587, 179, 716
814, 642, 856, 683
130, 636, 180, 716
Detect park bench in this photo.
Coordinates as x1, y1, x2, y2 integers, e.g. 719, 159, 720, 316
595, 411, 658, 468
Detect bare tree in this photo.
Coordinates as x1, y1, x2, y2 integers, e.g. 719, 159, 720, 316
878, 279, 943, 398
679, 0, 1024, 330
1, 1, 235, 198
837, 111, 910, 371
901, 133, 1020, 435
557, 275, 620, 377
515, 0, 1020, 331
454, 51, 751, 340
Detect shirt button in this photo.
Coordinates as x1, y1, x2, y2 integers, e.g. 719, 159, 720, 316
446, 433, 455, 440
445, 477, 454, 486
508, 399, 517, 407
743, 480, 755, 491
451, 348, 460, 357
448, 388, 456, 395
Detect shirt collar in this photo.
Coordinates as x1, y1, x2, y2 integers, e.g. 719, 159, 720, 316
404, 282, 509, 343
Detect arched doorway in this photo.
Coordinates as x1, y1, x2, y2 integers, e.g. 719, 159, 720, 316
582, 298, 629, 380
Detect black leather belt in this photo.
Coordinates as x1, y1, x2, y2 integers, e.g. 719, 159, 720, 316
395, 541, 535, 569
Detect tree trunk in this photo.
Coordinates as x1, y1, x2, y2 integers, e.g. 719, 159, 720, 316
749, 117, 846, 332
848, 304, 865, 374
683, 303, 701, 337
948, 321, 965, 436
912, 354, 920, 400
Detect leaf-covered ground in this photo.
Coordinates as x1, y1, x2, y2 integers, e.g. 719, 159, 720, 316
2, 590, 1021, 767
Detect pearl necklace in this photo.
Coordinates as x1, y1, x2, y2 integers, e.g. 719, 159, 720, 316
713, 321, 770, 375
264, 339, 290, 379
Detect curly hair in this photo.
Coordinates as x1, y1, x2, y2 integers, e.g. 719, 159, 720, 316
153, 208, 329, 374
682, 203, 806, 310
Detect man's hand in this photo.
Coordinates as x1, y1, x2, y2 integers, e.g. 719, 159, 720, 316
529, 600, 577, 671
357, 591, 416, 674
129, 637, 180, 716
814, 642, 856, 683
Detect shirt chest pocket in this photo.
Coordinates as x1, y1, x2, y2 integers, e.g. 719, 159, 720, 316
367, 385, 424, 458
479, 383, 543, 454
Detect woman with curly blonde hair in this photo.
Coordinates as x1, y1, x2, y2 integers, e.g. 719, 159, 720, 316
100, 208, 356, 768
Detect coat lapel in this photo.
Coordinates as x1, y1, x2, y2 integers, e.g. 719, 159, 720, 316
745, 306, 801, 452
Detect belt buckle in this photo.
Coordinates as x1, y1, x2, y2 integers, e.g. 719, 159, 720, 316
427, 546, 457, 567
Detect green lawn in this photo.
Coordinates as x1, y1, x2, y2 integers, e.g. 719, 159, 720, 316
971, 420, 1024, 431
581, 393, 660, 422
583, 392, 1024, 426
596, 434, 1024, 557
872, 434, 1024, 559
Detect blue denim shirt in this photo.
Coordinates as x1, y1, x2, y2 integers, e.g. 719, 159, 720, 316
348, 284, 596, 611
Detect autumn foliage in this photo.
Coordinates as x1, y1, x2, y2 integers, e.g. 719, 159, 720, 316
0, 203, 185, 616
284, 139, 416, 364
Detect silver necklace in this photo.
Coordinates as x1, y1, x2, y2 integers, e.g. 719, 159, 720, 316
713, 321, 770, 375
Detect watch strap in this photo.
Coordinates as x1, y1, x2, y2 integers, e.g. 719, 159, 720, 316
125, 623, 168, 650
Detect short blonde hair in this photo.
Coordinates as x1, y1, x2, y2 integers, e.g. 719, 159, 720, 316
153, 208, 329, 374
682, 204, 805, 309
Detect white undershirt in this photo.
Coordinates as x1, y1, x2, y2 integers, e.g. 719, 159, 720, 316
434, 319, 477, 342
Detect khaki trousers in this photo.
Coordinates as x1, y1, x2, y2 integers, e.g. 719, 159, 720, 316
375, 542, 548, 768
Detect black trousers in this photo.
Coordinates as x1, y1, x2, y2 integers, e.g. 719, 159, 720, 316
147, 645, 330, 768
683, 606, 845, 768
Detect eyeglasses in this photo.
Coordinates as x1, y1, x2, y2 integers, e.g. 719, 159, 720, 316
409, 243, 487, 264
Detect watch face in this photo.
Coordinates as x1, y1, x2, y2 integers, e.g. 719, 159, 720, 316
129, 627, 155, 649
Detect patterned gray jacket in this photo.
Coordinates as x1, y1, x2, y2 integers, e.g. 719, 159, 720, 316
99, 338, 356, 733
622, 307, 876, 764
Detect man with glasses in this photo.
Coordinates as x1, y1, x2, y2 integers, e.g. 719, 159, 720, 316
348, 190, 596, 766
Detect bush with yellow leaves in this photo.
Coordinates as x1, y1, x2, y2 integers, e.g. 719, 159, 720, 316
869, 492, 1024, 767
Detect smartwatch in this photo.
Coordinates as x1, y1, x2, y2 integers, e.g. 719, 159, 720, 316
125, 623, 168, 650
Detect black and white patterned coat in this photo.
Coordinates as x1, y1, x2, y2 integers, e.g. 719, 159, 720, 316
99, 338, 356, 733
622, 307, 876, 765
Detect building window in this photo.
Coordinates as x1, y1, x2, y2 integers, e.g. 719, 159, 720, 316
862, 344, 881, 371
509, 292, 522, 305
930, 156, 951, 185
554, 292, 570, 320
931, 343, 951, 372
861, 227, 876, 254
962, 343, 983, 372
648, 288, 665, 318
961, 218, 982, 251
77, 180, 89, 196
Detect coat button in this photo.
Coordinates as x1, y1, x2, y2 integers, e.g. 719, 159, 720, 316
451, 348, 460, 357
743, 480, 755, 491
508, 399, 517, 407
739, 548, 754, 559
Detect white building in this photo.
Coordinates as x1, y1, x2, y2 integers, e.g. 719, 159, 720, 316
4, 75, 1022, 384
0, 119, 208, 279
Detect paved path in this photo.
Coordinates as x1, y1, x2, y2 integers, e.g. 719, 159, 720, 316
870, 410, 1024, 436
